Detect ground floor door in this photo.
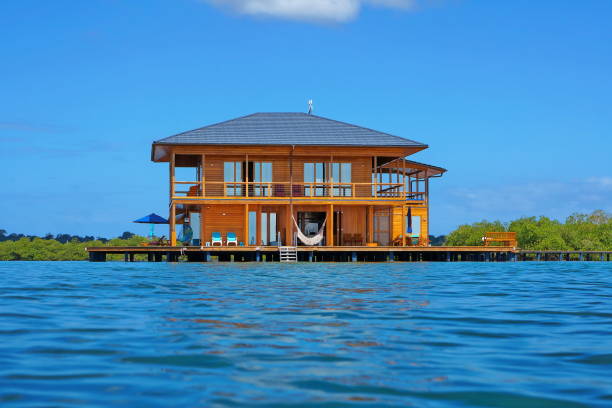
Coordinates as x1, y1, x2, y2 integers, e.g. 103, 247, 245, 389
374, 208, 391, 246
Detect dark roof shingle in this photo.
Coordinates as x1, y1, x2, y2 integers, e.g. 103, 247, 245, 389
153, 112, 426, 147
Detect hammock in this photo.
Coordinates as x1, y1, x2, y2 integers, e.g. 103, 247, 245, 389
177, 224, 193, 243
292, 216, 327, 246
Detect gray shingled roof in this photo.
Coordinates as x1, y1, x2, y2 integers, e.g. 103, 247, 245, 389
153, 112, 426, 147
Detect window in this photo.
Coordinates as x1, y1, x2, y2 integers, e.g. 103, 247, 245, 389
304, 163, 326, 196
252, 162, 272, 196
331, 162, 352, 196
248, 211, 257, 245
224, 162, 242, 196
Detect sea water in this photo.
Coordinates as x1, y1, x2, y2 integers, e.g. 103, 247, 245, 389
0, 261, 611, 407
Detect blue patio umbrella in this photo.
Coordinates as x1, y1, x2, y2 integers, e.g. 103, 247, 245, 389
133, 213, 168, 239
406, 207, 413, 234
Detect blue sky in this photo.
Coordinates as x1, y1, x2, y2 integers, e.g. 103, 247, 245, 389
1, 0, 611, 237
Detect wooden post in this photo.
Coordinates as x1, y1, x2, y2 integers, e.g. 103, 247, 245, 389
373, 156, 377, 198
367, 205, 374, 244
169, 151, 176, 246
327, 204, 334, 246
401, 205, 406, 247
169, 151, 175, 202
201, 154, 205, 197
170, 202, 176, 246
244, 204, 249, 246
425, 176, 430, 246
245, 153, 249, 197
289, 146, 294, 245
330, 154, 333, 198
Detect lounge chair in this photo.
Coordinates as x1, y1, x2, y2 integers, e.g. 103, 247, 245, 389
227, 232, 238, 246
211, 232, 222, 246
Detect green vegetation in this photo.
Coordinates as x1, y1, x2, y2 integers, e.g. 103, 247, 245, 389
445, 210, 612, 250
0, 232, 148, 261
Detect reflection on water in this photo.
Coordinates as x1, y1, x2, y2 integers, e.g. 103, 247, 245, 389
0, 262, 611, 407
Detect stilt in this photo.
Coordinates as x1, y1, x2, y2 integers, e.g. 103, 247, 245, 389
446, 252, 450, 262
124, 253, 129, 262
89, 252, 106, 262
351, 251, 357, 262
255, 250, 261, 262
389, 251, 394, 262
579, 253, 584, 261
147, 253, 154, 262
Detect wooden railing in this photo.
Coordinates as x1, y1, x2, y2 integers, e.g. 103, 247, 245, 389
173, 181, 426, 200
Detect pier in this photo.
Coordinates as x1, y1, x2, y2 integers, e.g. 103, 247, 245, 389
87, 246, 612, 262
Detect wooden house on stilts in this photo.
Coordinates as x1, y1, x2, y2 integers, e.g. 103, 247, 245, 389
151, 112, 446, 248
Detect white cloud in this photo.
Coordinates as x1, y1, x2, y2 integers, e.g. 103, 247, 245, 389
203, 0, 416, 22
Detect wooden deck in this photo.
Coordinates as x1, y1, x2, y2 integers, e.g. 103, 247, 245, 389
87, 245, 525, 262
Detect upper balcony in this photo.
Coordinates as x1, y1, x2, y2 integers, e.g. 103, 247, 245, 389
172, 180, 426, 202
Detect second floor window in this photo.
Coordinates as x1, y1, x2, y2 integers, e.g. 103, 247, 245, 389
251, 162, 272, 196
304, 162, 352, 197
304, 162, 326, 196
224, 161, 242, 196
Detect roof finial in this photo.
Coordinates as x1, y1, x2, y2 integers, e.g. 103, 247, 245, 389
307, 99, 313, 115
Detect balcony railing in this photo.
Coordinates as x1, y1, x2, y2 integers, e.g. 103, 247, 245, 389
174, 181, 425, 201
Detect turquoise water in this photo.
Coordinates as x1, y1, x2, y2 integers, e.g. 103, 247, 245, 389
1, 262, 611, 407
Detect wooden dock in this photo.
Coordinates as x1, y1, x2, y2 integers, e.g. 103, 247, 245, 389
86, 246, 612, 263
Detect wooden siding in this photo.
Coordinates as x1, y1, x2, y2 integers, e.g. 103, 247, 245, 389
201, 204, 245, 245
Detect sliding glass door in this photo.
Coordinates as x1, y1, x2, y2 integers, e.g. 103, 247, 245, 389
224, 161, 242, 196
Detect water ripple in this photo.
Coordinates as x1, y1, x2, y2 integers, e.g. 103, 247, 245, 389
0, 261, 610, 407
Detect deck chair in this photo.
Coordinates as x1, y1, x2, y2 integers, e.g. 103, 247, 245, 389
227, 232, 238, 246
211, 232, 222, 246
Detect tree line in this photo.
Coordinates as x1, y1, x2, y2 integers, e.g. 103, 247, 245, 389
445, 210, 611, 250
0, 231, 146, 261
0, 211, 609, 261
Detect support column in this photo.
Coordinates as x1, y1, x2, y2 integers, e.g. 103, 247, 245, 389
244, 204, 249, 246
401, 205, 406, 247
170, 202, 176, 246
352, 251, 357, 262
286, 205, 292, 246
367, 205, 374, 244
327, 204, 334, 246
425, 176, 430, 246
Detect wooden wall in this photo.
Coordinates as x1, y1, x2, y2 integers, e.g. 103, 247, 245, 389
201, 204, 244, 245
391, 206, 428, 245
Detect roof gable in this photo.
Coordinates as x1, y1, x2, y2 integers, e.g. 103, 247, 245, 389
153, 112, 426, 148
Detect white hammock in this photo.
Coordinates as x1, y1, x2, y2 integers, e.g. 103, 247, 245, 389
292, 216, 327, 246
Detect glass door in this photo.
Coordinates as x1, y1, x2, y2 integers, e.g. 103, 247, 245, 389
224, 161, 242, 196
331, 162, 352, 197
260, 211, 277, 245
252, 162, 272, 197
